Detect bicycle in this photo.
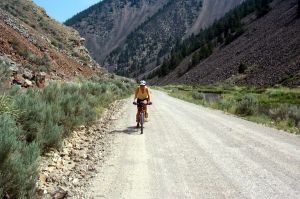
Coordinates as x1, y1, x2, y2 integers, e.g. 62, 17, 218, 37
133, 100, 152, 134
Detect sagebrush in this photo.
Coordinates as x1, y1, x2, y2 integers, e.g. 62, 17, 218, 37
0, 77, 134, 198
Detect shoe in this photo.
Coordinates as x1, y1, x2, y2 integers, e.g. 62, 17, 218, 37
136, 123, 140, 128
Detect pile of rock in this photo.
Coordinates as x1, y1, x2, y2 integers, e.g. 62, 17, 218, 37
0, 55, 48, 88
0, 8, 37, 44
36, 100, 125, 199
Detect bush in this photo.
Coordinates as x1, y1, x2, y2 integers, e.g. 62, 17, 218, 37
218, 99, 233, 111
235, 94, 258, 116
298, 0, 300, 17
12, 79, 133, 152
0, 77, 134, 197
0, 115, 39, 199
269, 104, 290, 121
269, 105, 300, 126
238, 63, 248, 74
192, 92, 204, 100
289, 106, 300, 127
11, 39, 29, 58
0, 60, 12, 89
0, 94, 20, 118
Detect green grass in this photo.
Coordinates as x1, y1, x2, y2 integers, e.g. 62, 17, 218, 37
156, 85, 300, 134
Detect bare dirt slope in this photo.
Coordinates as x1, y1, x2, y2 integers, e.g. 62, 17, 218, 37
66, 0, 169, 63
186, 0, 243, 36
89, 90, 300, 198
158, 0, 300, 86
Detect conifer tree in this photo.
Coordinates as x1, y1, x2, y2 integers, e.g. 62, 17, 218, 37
298, 0, 300, 17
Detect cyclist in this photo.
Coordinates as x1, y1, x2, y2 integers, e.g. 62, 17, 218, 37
133, 80, 151, 128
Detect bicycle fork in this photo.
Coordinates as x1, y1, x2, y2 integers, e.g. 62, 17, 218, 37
140, 112, 144, 134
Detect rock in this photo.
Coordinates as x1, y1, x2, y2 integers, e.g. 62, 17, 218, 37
44, 166, 55, 173
79, 125, 85, 131
40, 72, 47, 76
72, 178, 79, 186
24, 79, 33, 86
39, 173, 48, 184
51, 187, 68, 199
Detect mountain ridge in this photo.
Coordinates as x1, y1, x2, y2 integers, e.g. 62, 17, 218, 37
154, 0, 300, 87
66, 0, 244, 76
66, 0, 170, 63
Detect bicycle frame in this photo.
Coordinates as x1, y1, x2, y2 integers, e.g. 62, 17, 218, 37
134, 101, 151, 134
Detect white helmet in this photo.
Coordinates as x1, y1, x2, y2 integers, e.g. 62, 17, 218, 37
140, 80, 146, 86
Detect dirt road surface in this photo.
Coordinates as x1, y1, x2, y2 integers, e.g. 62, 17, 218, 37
89, 90, 300, 199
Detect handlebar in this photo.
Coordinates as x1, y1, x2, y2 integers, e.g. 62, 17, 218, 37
133, 101, 152, 105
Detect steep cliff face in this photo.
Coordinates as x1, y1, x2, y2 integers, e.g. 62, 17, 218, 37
66, 0, 169, 63
67, 0, 244, 77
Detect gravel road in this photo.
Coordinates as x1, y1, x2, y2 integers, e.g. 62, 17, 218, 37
89, 90, 300, 199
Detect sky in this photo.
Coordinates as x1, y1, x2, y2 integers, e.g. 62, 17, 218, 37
32, 0, 101, 23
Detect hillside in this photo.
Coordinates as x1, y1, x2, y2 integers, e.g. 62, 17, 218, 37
66, 0, 170, 64
0, 0, 107, 87
0, 1, 135, 198
153, 0, 300, 87
66, 0, 243, 77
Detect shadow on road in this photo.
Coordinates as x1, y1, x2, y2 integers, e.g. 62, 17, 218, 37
109, 126, 139, 135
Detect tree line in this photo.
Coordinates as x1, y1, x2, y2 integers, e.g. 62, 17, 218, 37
149, 0, 272, 79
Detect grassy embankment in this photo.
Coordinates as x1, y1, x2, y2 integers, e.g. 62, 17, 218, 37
155, 85, 300, 134
0, 61, 135, 198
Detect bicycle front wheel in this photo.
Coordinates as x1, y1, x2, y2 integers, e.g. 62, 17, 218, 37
140, 112, 144, 134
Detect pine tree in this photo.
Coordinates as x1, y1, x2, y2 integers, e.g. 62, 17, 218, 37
298, 0, 300, 17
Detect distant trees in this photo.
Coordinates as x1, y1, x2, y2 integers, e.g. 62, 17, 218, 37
151, 0, 273, 78
256, 0, 271, 17
298, 0, 300, 17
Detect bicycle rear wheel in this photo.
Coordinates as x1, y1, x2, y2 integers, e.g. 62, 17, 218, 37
140, 112, 144, 134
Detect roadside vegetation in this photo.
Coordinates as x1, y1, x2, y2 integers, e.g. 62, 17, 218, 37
0, 61, 135, 198
156, 85, 300, 134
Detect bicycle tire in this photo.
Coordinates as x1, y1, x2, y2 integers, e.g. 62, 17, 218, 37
140, 112, 144, 134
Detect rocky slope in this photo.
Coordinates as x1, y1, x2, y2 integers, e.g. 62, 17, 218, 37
66, 0, 170, 64
156, 0, 300, 87
186, 0, 244, 36
66, 0, 243, 77
0, 0, 107, 88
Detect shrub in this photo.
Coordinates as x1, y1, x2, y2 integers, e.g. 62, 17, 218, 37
0, 76, 134, 197
11, 39, 29, 58
298, 0, 300, 17
12, 79, 133, 152
269, 105, 300, 126
0, 61, 12, 89
0, 94, 20, 118
192, 92, 204, 100
269, 104, 290, 121
36, 54, 52, 67
218, 99, 233, 111
0, 114, 39, 199
289, 106, 300, 127
238, 63, 248, 74
235, 94, 258, 116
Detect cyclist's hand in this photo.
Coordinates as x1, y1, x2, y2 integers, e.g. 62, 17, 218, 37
148, 101, 152, 105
